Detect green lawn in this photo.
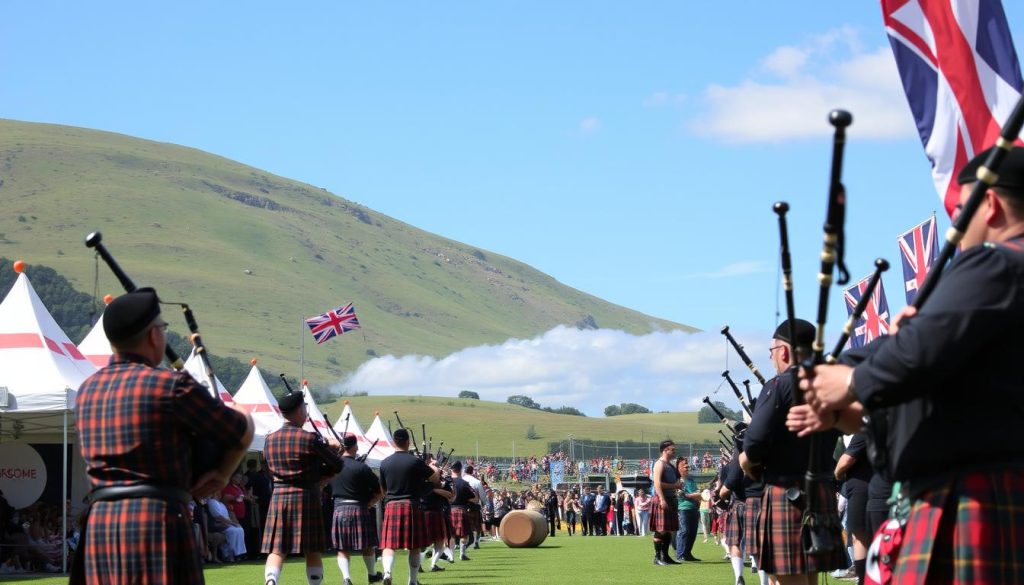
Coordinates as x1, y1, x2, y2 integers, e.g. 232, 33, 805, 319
11, 533, 851, 585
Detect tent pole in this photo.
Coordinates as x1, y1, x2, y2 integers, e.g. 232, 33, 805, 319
62, 408, 68, 573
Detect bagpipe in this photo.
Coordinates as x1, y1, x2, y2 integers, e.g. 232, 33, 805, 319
721, 370, 753, 417
84, 231, 222, 483
721, 325, 767, 386
393, 410, 454, 467
702, 396, 738, 434
770, 109, 852, 556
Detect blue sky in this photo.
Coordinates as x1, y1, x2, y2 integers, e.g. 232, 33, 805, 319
3, 2, 1021, 413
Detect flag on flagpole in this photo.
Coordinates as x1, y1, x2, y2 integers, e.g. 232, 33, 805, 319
897, 215, 940, 305
882, 0, 1023, 216
305, 302, 360, 344
843, 274, 892, 349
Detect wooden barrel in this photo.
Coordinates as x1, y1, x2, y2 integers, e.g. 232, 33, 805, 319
499, 510, 548, 548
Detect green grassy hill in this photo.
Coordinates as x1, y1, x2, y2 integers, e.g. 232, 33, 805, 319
323, 395, 722, 458
0, 119, 696, 385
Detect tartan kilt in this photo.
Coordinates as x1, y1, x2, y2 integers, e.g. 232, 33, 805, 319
892, 469, 1024, 585
648, 495, 679, 532
381, 499, 430, 550
744, 496, 762, 561
422, 508, 449, 543
82, 498, 202, 585
725, 500, 746, 550
331, 503, 378, 552
450, 506, 473, 538
467, 506, 483, 531
757, 484, 846, 576
261, 486, 326, 554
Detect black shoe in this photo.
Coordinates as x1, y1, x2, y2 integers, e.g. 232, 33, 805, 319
344, 580, 353, 585
653, 542, 669, 566
736, 577, 746, 585
473, 543, 480, 549
430, 565, 445, 572
683, 556, 702, 562
418, 565, 425, 573
460, 554, 471, 561
381, 575, 392, 585
440, 553, 454, 563
368, 573, 384, 583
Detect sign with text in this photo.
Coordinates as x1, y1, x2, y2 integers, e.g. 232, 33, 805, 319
0, 443, 47, 508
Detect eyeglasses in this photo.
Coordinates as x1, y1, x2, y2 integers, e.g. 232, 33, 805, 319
768, 345, 784, 357
154, 322, 169, 332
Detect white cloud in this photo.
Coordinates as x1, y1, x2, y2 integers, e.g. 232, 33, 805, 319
693, 28, 916, 142
643, 91, 686, 108
332, 326, 775, 416
579, 116, 602, 135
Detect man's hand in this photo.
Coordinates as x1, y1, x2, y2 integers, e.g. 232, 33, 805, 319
889, 306, 917, 335
785, 404, 835, 438
738, 452, 761, 480
799, 364, 856, 413
191, 470, 231, 498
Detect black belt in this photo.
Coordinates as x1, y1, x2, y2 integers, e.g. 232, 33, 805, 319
90, 484, 191, 506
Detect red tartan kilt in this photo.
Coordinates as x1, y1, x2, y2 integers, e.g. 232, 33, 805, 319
725, 500, 746, 549
648, 495, 679, 532
261, 486, 326, 554
422, 508, 448, 543
450, 506, 473, 538
331, 503, 378, 552
757, 484, 846, 576
744, 496, 761, 560
83, 498, 202, 585
381, 499, 430, 550
892, 469, 1024, 585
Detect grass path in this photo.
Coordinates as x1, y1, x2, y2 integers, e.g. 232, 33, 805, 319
11, 529, 851, 584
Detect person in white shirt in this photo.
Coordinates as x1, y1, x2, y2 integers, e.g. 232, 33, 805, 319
207, 492, 247, 561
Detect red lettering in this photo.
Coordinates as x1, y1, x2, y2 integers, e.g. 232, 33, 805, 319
0, 468, 38, 480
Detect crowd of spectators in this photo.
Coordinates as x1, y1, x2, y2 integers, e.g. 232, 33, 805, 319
0, 490, 72, 574
459, 449, 725, 485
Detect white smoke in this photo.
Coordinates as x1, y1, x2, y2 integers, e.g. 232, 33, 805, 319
334, 326, 774, 416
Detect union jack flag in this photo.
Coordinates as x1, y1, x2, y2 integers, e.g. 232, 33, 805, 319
306, 303, 360, 344
882, 0, 1022, 216
897, 215, 940, 305
843, 274, 891, 349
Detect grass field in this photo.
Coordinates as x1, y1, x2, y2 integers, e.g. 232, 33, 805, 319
322, 395, 726, 458
8, 532, 852, 585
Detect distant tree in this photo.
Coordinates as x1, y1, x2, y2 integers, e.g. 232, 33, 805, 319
542, 406, 586, 417
604, 402, 652, 416
507, 394, 540, 409
698, 401, 742, 424
526, 425, 540, 439
459, 390, 480, 400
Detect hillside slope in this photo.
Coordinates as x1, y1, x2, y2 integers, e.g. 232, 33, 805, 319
0, 119, 696, 383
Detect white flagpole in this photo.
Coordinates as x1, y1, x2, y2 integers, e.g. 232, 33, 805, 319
300, 316, 305, 384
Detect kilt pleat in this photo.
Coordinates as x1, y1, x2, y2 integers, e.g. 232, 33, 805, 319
757, 484, 846, 575
725, 500, 746, 551
893, 469, 1024, 585
422, 508, 448, 543
331, 503, 378, 552
744, 496, 762, 562
261, 486, 326, 554
450, 506, 473, 538
648, 495, 679, 532
467, 507, 483, 532
85, 498, 202, 585
382, 499, 429, 550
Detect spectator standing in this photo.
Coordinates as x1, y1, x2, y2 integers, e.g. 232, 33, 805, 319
634, 489, 652, 537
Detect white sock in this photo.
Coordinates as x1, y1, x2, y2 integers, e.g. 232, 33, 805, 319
264, 566, 281, 585
419, 549, 427, 565
721, 539, 730, 554
759, 569, 769, 585
383, 553, 395, 576
362, 554, 376, 575
750, 555, 758, 571
431, 544, 443, 568
731, 556, 743, 580
444, 546, 454, 560
337, 555, 351, 580
305, 565, 323, 585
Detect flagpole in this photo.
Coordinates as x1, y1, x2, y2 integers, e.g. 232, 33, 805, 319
300, 315, 305, 384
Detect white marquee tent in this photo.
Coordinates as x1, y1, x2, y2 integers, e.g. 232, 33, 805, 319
183, 348, 236, 405
76, 311, 112, 368
362, 412, 398, 467
232, 362, 283, 451
301, 383, 335, 441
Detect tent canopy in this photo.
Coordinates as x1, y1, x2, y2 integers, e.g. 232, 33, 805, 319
232, 363, 283, 452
